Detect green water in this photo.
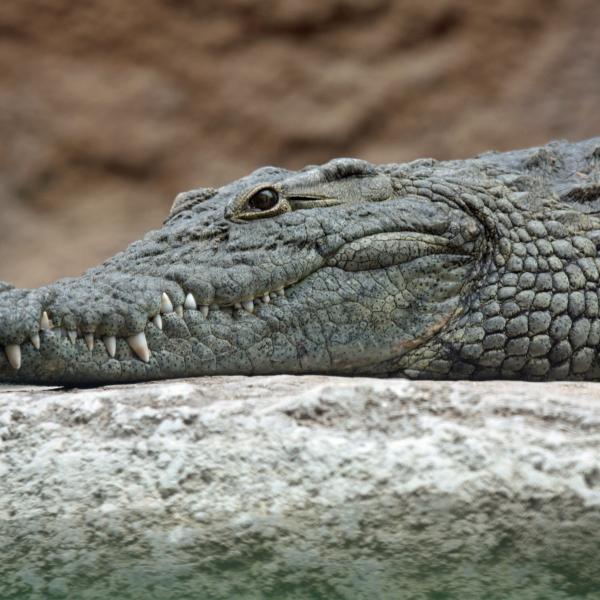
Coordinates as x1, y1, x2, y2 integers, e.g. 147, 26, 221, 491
3, 550, 600, 600
3, 507, 600, 599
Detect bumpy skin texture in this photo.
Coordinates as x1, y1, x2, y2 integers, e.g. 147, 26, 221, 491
1, 138, 600, 385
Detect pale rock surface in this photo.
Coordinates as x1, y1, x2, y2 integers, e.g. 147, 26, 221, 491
1, 376, 600, 599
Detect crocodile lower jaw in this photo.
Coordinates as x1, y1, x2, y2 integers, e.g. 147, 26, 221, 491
2, 283, 292, 371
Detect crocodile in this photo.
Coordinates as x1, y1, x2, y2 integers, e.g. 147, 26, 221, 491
1, 138, 600, 385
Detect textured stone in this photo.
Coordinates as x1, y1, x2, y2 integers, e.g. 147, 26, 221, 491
2, 376, 600, 599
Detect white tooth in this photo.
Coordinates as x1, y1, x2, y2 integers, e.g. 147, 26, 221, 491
200, 305, 209, 318
175, 305, 184, 317
152, 314, 163, 330
274, 288, 285, 297
68, 330, 77, 344
242, 300, 254, 314
5, 344, 21, 370
262, 293, 270, 304
40, 311, 51, 330
30, 334, 40, 349
234, 303, 242, 310
160, 292, 174, 314
103, 336, 116, 358
127, 332, 150, 363
184, 293, 197, 310
84, 333, 94, 351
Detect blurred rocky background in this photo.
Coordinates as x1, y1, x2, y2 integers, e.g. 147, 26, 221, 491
0, 0, 599, 287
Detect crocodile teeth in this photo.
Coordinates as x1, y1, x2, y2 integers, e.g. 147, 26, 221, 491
127, 332, 150, 363
200, 305, 209, 318
84, 333, 94, 351
234, 303, 242, 310
160, 293, 174, 314
175, 305, 184, 317
152, 314, 163, 330
103, 336, 116, 358
68, 330, 77, 344
30, 334, 40, 349
262, 293, 270, 304
5, 344, 21, 370
40, 311, 51, 330
242, 300, 254, 314
184, 293, 197, 310
274, 288, 285, 297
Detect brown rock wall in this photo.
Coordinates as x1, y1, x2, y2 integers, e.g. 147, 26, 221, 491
0, 0, 599, 286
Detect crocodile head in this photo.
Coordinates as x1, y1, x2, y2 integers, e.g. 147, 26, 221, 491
0, 156, 492, 385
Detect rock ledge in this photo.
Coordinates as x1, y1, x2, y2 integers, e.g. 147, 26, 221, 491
1, 376, 600, 599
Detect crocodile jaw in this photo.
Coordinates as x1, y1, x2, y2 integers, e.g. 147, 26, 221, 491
0, 157, 486, 385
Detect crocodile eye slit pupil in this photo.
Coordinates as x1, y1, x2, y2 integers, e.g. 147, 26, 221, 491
247, 188, 279, 212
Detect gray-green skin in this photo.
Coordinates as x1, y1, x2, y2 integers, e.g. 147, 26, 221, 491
1, 138, 600, 385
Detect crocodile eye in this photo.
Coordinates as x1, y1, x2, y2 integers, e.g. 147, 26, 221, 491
247, 188, 279, 212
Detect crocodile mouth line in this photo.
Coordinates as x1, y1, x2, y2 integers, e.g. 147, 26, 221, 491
1, 280, 299, 371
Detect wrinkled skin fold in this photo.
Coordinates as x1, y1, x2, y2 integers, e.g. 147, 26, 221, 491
1, 138, 600, 385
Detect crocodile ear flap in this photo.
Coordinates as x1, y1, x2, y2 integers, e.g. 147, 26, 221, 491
165, 187, 218, 223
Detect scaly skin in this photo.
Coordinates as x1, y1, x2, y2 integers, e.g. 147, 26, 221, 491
1, 138, 600, 385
